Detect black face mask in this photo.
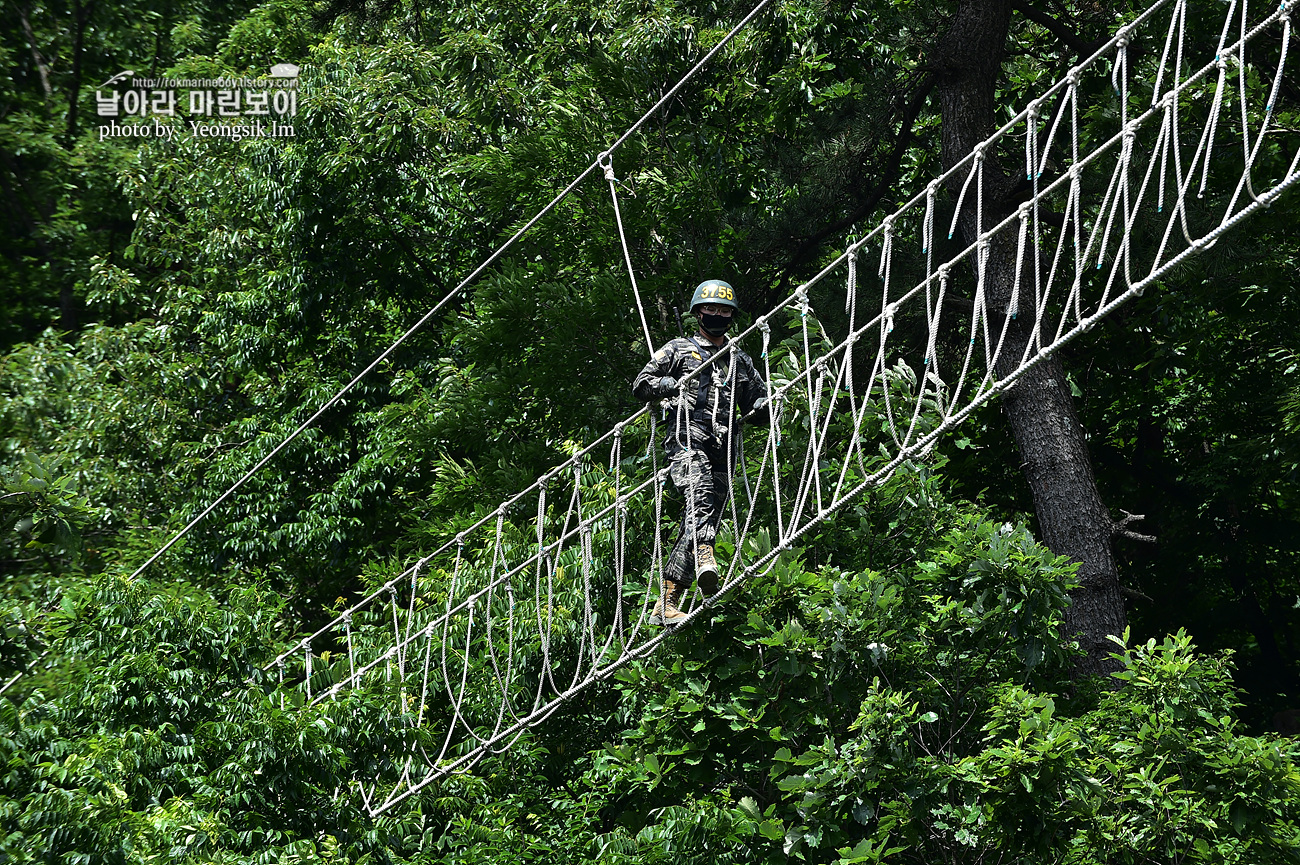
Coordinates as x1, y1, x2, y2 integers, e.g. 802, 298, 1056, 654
700, 312, 732, 336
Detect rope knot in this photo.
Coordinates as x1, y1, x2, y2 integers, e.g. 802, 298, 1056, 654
1027, 100, 1039, 120
1067, 67, 1082, 86
597, 151, 616, 182
1115, 27, 1130, 48
1017, 202, 1031, 220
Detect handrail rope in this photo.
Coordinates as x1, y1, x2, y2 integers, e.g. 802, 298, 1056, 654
348, 123, 1300, 790
373, 150, 1300, 814
273, 0, 1294, 671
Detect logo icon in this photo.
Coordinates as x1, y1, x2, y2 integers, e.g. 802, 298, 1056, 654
269, 63, 299, 78
97, 70, 135, 88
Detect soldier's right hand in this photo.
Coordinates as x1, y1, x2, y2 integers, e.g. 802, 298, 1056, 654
657, 376, 697, 409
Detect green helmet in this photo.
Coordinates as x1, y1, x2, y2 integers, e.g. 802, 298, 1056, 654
689, 279, 739, 313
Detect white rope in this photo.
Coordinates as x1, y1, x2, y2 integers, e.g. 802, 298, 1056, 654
602, 154, 656, 355
254, 0, 1298, 819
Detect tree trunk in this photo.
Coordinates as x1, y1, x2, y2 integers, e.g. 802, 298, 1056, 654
18, 4, 54, 99
933, 0, 1126, 678
65, 0, 97, 144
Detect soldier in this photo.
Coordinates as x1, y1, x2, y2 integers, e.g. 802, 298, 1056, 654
633, 279, 770, 625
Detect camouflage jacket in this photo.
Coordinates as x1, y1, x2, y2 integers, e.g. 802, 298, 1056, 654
632, 334, 770, 442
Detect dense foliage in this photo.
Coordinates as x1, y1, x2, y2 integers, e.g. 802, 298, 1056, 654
4, 479, 1299, 862
2, 0, 1298, 859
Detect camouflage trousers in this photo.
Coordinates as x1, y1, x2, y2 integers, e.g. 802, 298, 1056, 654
663, 440, 732, 587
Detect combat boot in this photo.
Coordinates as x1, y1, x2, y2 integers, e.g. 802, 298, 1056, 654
651, 579, 689, 626
695, 544, 719, 596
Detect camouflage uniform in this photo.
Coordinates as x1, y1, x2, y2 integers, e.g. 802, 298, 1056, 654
633, 334, 770, 587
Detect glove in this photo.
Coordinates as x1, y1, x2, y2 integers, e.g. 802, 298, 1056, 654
742, 397, 771, 426
658, 376, 697, 409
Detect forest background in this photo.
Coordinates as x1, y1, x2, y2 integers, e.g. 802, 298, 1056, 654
2, 0, 1299, 861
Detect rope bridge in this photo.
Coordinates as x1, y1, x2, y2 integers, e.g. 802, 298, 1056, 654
254, 0, 1298, 817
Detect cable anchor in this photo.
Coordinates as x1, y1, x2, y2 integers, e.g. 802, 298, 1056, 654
597, 151, 616, 182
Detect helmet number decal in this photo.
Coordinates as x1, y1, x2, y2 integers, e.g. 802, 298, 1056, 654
700, 284, 733, 301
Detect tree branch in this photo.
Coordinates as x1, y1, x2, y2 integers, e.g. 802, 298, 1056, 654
15, 2, 53, 98
1113, 509, 1157, 543
1009, 0, 1103, 57
1119, 585, 1154, 603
